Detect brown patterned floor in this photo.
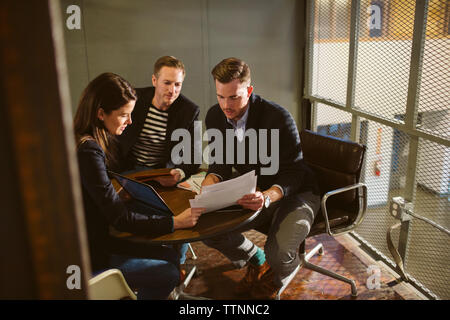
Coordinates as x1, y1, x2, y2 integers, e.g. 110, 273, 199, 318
182, 230, 423, 300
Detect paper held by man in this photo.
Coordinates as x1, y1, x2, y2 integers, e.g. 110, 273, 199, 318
189, 170, 257, 213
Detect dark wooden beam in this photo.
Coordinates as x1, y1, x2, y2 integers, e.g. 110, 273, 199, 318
0, 0, 90, 299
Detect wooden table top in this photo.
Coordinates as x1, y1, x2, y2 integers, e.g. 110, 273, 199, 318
110, 169, 261, 245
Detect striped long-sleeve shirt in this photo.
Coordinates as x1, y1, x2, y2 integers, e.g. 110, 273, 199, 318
131, 105, 168, 168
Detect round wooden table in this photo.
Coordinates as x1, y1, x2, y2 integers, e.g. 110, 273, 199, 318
110, 169, 261, 245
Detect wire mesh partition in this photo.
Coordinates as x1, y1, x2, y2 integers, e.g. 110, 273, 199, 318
417, 0, 450, 140
355, 121, 409, 259
307, 0, 450, 299
311, 0, 350, 104
354, 0, 416, 120
315, 102, 352, 138
410, 139, 450, 298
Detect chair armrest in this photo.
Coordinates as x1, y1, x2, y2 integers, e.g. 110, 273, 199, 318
321, 183, 367, 237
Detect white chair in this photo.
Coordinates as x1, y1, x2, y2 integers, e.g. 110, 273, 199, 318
88, 269, 137, 300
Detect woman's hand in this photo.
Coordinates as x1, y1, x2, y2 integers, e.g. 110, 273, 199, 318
118, 187, 132, 203
173, 207, 206, 230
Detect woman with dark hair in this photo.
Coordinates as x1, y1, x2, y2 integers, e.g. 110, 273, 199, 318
74, 72, 204, 299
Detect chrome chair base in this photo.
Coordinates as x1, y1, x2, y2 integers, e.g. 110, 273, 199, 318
276, 242, 358, 300
169, 244, 212, 300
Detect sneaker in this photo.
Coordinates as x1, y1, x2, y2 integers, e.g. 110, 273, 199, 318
235, 261, 271, 295
250, 269, 282, 300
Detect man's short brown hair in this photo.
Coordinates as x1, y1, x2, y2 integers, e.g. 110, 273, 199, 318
153, 56, 185, 77
211, 57, 251, 84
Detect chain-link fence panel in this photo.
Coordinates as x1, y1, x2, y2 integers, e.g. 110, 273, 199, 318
314, 102, 352, 139
311, 0, 351, 104
405, 218, 450, 299
354, 0, 416, 120
406, 138, 450, 299
353, 120, 410, 261
416, 139, 450, 228
417, 0, 450, 140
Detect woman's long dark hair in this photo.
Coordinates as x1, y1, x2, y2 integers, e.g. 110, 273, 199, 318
74, 72, 136, 169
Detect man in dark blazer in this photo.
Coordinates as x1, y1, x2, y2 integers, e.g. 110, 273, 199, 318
201, 58, 320, 299
118, 56, 200, 185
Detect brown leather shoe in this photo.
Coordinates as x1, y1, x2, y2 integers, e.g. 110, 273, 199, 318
235, 261, 271, 295
250, 269, 282, 300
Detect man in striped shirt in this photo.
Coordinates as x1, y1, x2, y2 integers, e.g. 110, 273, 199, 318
118, 56, 200, 186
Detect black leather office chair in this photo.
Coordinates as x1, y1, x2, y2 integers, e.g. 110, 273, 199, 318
258, 129, 367, 299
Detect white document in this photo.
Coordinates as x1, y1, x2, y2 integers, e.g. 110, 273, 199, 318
189, 170, 257, 213
200, 170, 256, 194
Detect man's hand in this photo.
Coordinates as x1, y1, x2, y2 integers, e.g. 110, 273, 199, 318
237, 186, 283, 211
154, 169, 181, 187
237, 191, 265, 211
199, 174, 221, 193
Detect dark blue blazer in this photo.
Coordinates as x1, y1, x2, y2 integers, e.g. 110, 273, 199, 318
118, 87, 200, 178
205, 93, 318, 198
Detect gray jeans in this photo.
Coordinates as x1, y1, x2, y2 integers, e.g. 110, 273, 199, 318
202, 191, 320, 286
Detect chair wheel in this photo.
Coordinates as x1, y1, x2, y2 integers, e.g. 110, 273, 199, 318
318, 247, 324, 255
